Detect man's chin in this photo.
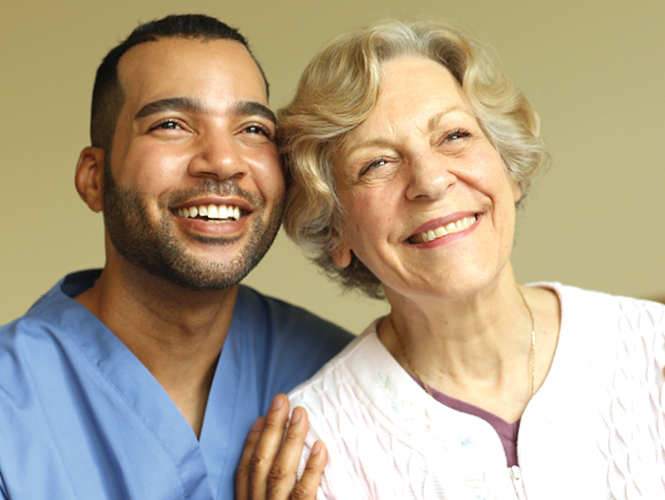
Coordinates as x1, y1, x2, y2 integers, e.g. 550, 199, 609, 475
138, 257, 255, 291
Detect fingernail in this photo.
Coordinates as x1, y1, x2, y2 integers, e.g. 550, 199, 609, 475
251, 417, 265, 431
290, 409, 302, 424
311, 441, 322, 456
269, 395, 284, 411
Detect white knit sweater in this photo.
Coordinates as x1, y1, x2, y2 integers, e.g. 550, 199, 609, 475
289, 284, 665, 499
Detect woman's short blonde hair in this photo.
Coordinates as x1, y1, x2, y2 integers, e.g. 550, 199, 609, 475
279, 20, 550, 299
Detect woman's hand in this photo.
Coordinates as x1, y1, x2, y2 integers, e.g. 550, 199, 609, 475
235, 394, 327, 500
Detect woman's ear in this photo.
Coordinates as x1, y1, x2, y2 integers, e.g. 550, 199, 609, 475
330, 231, 353, 268
75, 147, 106, 213
505, 168, 522, 205
512, 180, 522, 204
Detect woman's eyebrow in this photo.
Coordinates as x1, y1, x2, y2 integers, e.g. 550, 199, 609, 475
345, 138, 393, 155
345, 106, 470, 154
427, 105, 466, 130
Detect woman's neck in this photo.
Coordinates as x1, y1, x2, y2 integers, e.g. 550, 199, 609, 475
379, 271, 560, 422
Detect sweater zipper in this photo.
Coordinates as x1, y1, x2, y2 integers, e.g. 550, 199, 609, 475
509, 466, 527, 499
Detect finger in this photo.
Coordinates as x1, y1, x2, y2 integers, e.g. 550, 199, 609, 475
249, 394, 291, 499
288, 441, 327, 500
265, 407, 310, 499
235, 416, 265, 500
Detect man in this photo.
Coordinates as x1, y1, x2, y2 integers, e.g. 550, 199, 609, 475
0, 14, 351, 500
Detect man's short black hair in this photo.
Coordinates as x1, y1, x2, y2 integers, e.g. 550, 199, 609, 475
90, 14, 269, 155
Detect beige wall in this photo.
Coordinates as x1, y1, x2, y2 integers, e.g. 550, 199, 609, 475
1, 0, 663, 333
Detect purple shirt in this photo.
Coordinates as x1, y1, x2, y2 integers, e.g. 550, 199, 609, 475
415, 379, 520, 467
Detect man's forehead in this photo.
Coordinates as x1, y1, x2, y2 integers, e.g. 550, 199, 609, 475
116, 36, 267, 107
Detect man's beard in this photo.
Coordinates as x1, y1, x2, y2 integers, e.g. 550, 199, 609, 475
102, 166, 283, 290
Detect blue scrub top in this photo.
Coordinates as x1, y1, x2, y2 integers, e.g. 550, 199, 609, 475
0, 270, 353, 499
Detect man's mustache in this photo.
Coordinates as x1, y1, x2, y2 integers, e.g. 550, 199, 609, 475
162, 179, 264, 209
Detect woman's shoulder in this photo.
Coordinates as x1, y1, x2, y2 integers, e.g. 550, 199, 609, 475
288, 320, 394, 495
287, 317, 445, 440
529, 281, 665, 322
288, 320, 382, 411
524, 282, 664, 369
533, 282, 665, 374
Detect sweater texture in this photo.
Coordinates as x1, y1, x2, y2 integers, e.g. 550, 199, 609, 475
289, 284, 665, 499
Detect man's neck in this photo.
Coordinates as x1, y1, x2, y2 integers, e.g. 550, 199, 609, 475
74, 262, 239, 438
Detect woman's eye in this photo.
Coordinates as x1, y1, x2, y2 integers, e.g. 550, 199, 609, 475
439, 128, 474, 154
360, 159, 387, 176
445, 129, 471, 142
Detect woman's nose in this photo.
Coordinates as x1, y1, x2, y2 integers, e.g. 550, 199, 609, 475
404, 152, 456, 201
187, 131, 248, 182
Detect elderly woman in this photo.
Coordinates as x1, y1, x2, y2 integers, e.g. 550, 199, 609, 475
276, 20, 665, 499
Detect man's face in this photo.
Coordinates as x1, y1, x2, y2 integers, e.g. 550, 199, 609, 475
103, 37, 284, 290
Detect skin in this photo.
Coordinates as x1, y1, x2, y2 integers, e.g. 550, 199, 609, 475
332, 57, 561, 423
73, 37, 322, 499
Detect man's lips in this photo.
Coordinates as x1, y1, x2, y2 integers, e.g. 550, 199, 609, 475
172, 198, 251, 223
407, 213, 479, 244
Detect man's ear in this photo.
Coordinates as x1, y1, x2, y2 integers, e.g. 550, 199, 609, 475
75, 147, 105, 212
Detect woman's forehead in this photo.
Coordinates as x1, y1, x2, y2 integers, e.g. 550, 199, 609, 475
345, 59, 470, 144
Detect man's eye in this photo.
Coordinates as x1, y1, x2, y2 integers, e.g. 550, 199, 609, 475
149, 119, 182, 131
244, 124, 271, 137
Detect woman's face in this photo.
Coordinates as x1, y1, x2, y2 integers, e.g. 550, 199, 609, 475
331, 56, 521, 301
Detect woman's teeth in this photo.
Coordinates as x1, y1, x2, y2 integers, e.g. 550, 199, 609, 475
175, 204, 241, 221
410, 215, 477, 244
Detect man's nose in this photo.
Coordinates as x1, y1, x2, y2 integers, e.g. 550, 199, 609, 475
187, 131, 248, 182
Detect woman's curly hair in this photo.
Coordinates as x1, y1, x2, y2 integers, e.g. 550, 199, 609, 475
278, 20, 550, 299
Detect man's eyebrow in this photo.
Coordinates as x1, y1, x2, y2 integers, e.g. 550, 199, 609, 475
134, 97, 205, 120
133, 98, 276, 125
231, 101, 276, 125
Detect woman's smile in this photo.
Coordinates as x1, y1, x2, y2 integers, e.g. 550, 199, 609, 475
406, 213, 479, 245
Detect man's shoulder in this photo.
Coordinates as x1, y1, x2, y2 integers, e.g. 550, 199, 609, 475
2, 269, 100, 325
0, 273, 95, 442
1, 268, 99, 344
234, 284, 354, 347
0, 270, 106, 396
230, 285, 355, 397
1, 269, 99, 335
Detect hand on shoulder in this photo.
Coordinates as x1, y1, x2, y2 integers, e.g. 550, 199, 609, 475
236, 394, 325, 500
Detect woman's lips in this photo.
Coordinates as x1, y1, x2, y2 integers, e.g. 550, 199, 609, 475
408, 214, 478, 244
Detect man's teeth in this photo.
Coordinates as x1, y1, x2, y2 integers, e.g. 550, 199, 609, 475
175, 204, 241, 221
412, 215, 477, 243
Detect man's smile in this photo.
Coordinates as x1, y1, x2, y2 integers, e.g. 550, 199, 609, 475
174, 203, 244, 222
